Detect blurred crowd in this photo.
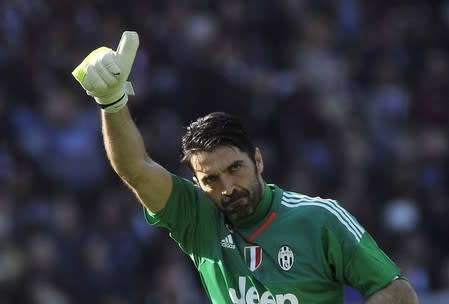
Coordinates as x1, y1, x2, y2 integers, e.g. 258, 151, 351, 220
1, 0, 449, 303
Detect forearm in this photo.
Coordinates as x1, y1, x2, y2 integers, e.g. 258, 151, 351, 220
102, 106, 149, 175
365, 279, 419, 304
74, 32, 172, 211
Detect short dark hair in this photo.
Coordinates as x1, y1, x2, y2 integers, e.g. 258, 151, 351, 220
181, 112, 256, 168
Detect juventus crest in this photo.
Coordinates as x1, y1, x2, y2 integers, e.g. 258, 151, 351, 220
278, 245, 294, 271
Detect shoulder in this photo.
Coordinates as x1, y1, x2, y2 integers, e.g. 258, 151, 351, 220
275, 190, 335, 229
278, 190, 341, 219
278, 190, 365, 240
166, 174, 218, 214
171, 174, 207, 199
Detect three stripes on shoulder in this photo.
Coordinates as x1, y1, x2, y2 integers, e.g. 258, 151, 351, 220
281, 192, 365, 242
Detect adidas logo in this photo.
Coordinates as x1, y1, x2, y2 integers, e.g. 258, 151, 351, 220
221, 234, 236, 249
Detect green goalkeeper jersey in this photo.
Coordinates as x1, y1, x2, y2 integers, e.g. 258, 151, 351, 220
145, 175, 403, 304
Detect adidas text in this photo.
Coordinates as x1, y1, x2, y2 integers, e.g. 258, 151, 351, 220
221, 234, 236, 249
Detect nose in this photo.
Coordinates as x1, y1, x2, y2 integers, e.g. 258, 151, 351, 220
221, 176, 235, 196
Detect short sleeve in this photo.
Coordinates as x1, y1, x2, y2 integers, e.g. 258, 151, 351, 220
143, 174, 216, 259
344, 233, 404, 296
322, 201, 403, 297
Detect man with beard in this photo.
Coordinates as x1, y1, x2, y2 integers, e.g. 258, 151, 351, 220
72, 32, 418, 304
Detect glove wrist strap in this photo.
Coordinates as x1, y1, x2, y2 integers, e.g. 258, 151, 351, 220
96, 93, 128, 113
100, 93, 126, 109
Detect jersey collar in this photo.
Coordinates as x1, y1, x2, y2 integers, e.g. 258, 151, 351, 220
229, 183, 273, 228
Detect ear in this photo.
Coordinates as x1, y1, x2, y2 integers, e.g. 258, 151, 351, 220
254, 148, 264, 174
192, 175, 199, 186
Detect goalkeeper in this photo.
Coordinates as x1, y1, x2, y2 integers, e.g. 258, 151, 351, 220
72, 31, 419, 304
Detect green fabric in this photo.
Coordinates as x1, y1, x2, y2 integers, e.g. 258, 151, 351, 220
144, 174, 404, 303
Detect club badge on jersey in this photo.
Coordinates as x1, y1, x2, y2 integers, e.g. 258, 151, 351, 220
278, 245, 294, 271
244, 246, 263, 272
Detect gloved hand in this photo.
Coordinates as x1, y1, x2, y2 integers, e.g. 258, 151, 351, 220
72, 31, 139, 113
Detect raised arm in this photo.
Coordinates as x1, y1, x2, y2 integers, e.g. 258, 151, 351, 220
102, 107, 172, 212
72, 31, 172, 212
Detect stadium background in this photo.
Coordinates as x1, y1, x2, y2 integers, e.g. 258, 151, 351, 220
1, 0, 449, 303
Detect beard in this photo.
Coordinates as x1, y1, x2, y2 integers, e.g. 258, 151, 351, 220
221, 177, 263, 221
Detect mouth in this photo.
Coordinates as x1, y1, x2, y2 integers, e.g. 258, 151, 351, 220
221, 189, 252, 220
224, 197, 248, 212
224, 198, 256, 222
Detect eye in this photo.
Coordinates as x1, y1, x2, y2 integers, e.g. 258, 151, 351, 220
204, 175, 218, 185
228, 162, 242, 173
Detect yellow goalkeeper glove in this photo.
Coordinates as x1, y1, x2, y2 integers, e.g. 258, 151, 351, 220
72, 31, 139, 113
